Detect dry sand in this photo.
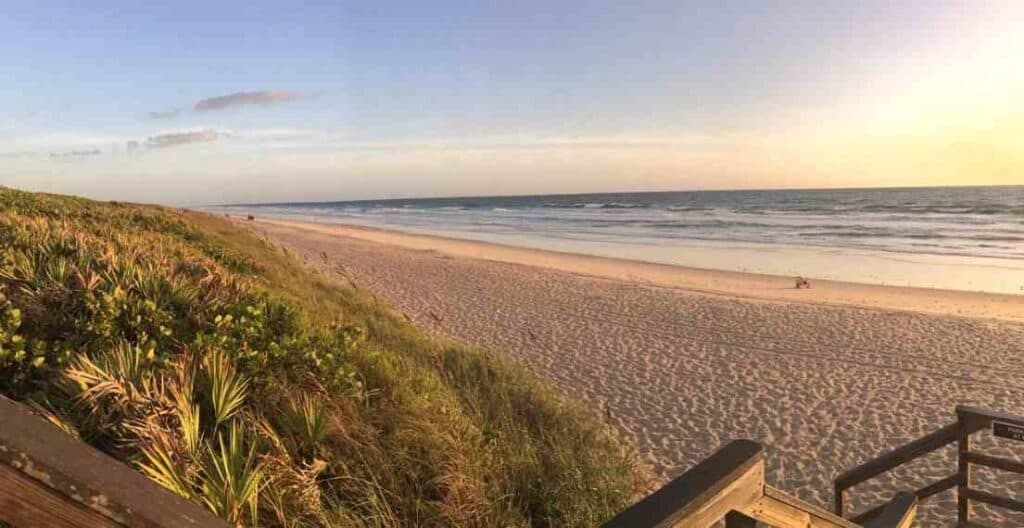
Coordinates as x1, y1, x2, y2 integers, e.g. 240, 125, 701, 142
246, 217, 1024, 526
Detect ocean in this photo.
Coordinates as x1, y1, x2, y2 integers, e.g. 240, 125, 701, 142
211, 186, 1024, 294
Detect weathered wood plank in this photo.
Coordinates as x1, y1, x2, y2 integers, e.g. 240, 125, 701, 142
834, 408, 993, 521
964, 488, 1024, 514
863, 491, 916, 528
724, 511, 756, 527
851, 474, 960, 525
964, 451, 1024, 475
0, 463, 122, 528
765, 486, 858, 527
956, 406, 1024, 428
680, 461, 764, 528
0, 396, 227, 528
916, 473, 963, 500
835, 421, 965, 491
958, 426, 971, 524
741, 485, 859, 528
601, 439, 765, 528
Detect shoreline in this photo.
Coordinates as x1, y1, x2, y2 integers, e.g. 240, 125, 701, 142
247, 216, 1024, 323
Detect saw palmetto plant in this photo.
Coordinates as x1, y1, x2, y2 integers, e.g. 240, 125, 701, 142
202, 349, 250, 430
0, 188, 640, 527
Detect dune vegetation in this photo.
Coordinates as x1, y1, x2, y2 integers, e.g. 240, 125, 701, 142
0, 188, 640, 527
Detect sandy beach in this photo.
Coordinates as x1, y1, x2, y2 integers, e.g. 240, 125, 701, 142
245, 217, 1024, 526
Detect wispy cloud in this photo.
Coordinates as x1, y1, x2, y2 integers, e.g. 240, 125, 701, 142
146, 128, 228, 148
257, 134, 735, 152
235, 128, 311, 139
194, 91, 300, 111
7, 132, 130, 149
49, 148, 101, 159
0, 150, 37, 159
148, 109, 181, 119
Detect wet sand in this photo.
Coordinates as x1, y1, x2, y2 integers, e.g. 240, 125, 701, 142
245, 217, 1024, 526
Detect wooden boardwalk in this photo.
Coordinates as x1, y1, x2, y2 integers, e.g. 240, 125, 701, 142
835, 406, 1024, 527
3, 396, 1022, 527
606, 406, 1024, 527
604, 440, 915, 528
0, 396, 227, 528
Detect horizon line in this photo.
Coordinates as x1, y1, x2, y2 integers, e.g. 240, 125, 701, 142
201, 182, 1023, 209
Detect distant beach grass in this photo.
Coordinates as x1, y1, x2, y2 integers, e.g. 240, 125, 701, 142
0, 188, 642, 527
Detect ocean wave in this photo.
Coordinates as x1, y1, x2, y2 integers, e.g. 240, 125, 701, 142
228, 186, 1024, 261
796, 231, 1024, 243
664, 205, 711, 212
973, 235, 1024, 242
797, 231, 946, 239
725, 204, 1024, 217
857, 204, 1024, 216
543, 202, 649, 209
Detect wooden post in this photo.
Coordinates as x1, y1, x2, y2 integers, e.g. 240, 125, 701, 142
725, 511, 757, 527
956, 411, 970, 525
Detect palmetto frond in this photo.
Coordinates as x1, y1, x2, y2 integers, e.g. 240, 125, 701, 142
201, 424, 264, 525
65, 341, 149, 409
73, 265, 103, 291
292, 393, 327, 452
138, 435, 194, 500
202, 349, 249, 430
170, 365, 204, 457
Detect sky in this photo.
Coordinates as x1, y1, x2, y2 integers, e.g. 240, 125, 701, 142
0, 1, 1021, 205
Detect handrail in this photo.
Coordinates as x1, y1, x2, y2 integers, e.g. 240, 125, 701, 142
957, 404, 1024, 427
834, 421, 964, 494
834, 406, 1024, 526
602, 440, 765, 528
848, 475, 960, 524
833, 419, 972, 522
963, 451, 1024, 474
0, 396, 228, 528
606, 439, 916, 528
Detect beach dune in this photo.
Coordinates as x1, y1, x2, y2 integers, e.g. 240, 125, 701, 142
248, 217, 1024, 526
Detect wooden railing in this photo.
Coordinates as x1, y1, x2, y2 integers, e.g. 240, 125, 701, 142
6, 393, 1017, 527
834, 406, 1024, 526
604, 440, 917, 528
0, 396, 227, 528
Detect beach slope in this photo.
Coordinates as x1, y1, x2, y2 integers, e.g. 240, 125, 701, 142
249, 217, 1024, 525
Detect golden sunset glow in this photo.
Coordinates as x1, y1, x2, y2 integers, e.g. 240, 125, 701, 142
2, 2, 1022, 203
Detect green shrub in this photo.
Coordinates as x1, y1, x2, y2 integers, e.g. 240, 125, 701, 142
0, 187, 640, 527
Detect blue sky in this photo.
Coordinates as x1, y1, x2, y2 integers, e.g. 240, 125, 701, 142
1, 1, 1021, 204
